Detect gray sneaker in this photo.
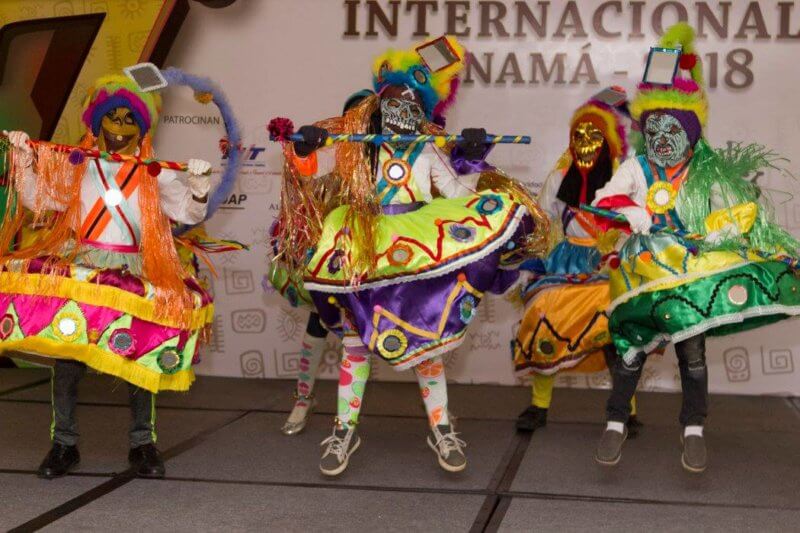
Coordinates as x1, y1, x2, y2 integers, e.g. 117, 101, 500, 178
319, 424, 360, 476
595, 426, 628, 466
681, 433, 707, 473
427, 424, 467, 472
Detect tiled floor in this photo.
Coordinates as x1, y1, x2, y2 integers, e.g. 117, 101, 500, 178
1, 369, 798, 531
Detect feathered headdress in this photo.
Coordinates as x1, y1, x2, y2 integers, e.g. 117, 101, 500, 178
372, 35, 466, 118
81, 75, 162, 136
630, 23, 708, 143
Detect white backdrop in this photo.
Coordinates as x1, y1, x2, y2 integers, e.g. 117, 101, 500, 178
154, 0, 800, 395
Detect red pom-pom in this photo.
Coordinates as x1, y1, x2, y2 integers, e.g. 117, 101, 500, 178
267, 117, 295, 142
679, 53, 697, 71
218, 137, 230, 156
609, 256, 621, 270
147, 161, 162, 177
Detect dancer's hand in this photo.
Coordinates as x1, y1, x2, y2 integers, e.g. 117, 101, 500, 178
3, 130, 33, 167
187, 159, 212, 201
294, 125, 328, 157
457, 128, 488, 160
618, 206, 652, 235
4, 130, 32, 153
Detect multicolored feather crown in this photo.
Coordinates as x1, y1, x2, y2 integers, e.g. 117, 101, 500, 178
630, 23, 708, 131
372, 35, 466, 118
81, 74, 162, 136
570, 98, 628, 167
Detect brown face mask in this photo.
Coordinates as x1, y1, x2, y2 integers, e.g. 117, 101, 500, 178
96, 107, 141, 155
570, 121, 605, 170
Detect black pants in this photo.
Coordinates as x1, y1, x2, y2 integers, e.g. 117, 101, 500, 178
606, 334, 708, 426
51, 360, 156, 447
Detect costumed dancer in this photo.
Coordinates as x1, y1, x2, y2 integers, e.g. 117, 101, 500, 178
2, 70, 231, 479
591, 24, 800, 473
267, 89, 375, 436
513, 92, 641, 434
272, 35, 548, 476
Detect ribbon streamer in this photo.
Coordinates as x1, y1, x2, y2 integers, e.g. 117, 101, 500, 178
581, 203, 800, 269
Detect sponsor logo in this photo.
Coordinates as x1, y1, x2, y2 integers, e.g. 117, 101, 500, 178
161, 114, 221, 126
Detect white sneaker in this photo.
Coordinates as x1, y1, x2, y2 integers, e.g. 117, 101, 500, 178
319, 424, 361, 476
427, 424, 467, 472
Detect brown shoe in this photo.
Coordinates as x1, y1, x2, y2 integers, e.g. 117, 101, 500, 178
681, 433, 707, 473
595, 426, 628, 466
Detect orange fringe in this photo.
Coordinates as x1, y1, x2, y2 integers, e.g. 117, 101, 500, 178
0, 133, 193, 327
136, 135, 193, 323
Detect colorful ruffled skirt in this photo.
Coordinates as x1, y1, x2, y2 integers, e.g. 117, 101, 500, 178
608, 232, 800, 363
305, 191, 536, 370
0, 244, 213, 393
265, 262, 313, 309
513, 238, 611, 376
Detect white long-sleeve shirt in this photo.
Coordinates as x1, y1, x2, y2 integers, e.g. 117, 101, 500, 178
306, 143, 480, 202
18, 158, 207, 247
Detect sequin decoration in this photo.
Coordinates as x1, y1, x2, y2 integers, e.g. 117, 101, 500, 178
157, 348, 182, 373
387, 242, 414, 266
537, 339, 555, 358
0, 314, 14, 340
476, 194, 503, 216
646, 181, 677, 215
109, 329, 136, 357
727, 284, 748, 305
459, 295, 478, 324
52, 312, 82, 342
449, 224, 476, 243
377, 329, 408, 359
382, 158, 412, 187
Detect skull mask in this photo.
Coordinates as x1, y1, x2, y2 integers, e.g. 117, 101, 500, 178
97, 107, 141, 155
380, 85, 425, 141
570, 121, 605, 170
644, 112, 691, 168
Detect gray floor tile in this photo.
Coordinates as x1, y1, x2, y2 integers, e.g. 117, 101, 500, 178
6, 374, 797, 434
44, 480, 484, 532
498, 497, 800, 532
0, 402, 243, 474
0, 472, 108, 531
0, 367, 50, 395
509, 422, 800, 509
166, 412, 511, 490
531, 388, 800, 432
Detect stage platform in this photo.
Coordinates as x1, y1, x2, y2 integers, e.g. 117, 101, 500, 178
1, 368, 798, 531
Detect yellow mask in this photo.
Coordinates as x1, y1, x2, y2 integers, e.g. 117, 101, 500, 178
571, 121, 605, 170
97, 107, 141, 155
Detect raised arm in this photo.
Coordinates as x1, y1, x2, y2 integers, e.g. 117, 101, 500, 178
157, 159, 211, 225
6, 130, 67, 212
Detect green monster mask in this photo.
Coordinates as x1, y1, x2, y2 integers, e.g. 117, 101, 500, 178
644, 112, 691, 168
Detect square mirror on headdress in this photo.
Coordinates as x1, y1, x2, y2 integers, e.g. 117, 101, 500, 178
643, 47, 681, 85
416, 36, 460, 72
591, 86, 627, 108
123, 62, 168, 92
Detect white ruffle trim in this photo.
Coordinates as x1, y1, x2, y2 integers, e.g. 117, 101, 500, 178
620, 304, 800, 365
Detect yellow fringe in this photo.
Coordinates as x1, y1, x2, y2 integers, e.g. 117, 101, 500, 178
0, 337, 195, 393
0, 272, 213, 330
